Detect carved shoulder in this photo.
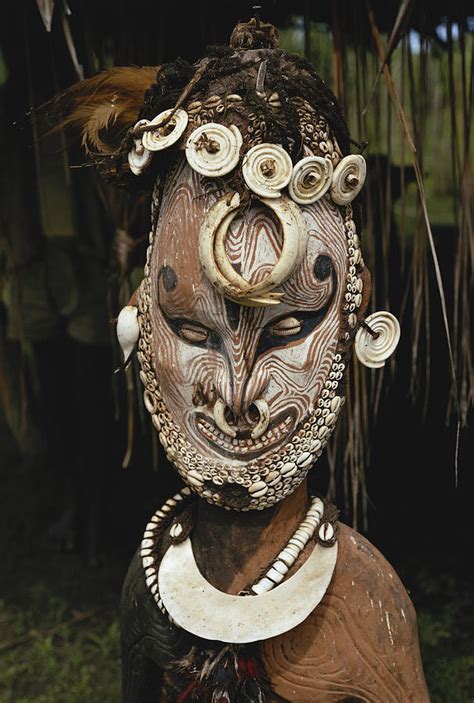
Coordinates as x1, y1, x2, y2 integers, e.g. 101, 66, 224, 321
264, 524, 430, 702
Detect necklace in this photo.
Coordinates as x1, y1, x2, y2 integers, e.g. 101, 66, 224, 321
141, 490, 338, 642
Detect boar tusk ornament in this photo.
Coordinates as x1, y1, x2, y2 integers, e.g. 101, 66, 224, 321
249, 399, 270, 439
213, 397, 237, 438
199, 191, 308, 306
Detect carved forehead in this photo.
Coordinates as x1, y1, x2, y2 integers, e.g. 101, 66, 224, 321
150, 159, 347, 320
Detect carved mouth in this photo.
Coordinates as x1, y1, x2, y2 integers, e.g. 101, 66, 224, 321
195, 410, 295, 459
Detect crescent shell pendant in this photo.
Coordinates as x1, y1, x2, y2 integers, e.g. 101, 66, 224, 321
158, 537, 338, 643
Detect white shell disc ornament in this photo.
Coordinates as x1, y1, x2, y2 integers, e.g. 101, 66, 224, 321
116, 305, 140, 363
128, 119, 153, 176
242, 143, 293, 198
289, 155, 334, 204
355, 311, 401, 368
330, 154, 366, 205
142, 108, 188, 152
185, 123, 243, 177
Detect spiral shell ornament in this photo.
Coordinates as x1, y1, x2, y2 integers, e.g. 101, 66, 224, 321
330, 154, 366, 205
142, 108, 188, 152
199, 192, 308, 306
289, 156, 333, 204
185, 123, 243, 177
242, 143, 293, 198
128, 119, 153, 176
355, 311, 401, 368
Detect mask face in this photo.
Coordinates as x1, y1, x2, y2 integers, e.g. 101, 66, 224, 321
138, 158, 362, 510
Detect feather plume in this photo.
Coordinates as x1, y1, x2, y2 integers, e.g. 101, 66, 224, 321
49, 66, 159, 155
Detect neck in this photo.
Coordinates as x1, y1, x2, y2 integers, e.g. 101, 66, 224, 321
191, 480, 309, 594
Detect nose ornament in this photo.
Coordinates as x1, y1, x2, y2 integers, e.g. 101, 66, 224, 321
213, 398, 270, 440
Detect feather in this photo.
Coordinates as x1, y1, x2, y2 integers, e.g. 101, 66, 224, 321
47, 66, 159, 155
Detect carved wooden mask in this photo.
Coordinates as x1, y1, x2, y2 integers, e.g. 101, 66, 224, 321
137, 153, 367, 510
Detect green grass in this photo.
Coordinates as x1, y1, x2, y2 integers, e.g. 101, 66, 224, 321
410, 568, 474, 703
0, 561, 122, 703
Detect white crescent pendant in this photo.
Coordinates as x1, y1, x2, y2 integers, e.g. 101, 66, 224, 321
158, 537, 338, 643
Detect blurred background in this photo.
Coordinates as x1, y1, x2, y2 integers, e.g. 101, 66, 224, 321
0, 1, 472, 701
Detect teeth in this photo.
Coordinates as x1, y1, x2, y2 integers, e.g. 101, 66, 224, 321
197, 414, 293, 455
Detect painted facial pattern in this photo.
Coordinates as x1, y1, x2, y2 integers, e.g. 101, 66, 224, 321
138, 159, 362, 510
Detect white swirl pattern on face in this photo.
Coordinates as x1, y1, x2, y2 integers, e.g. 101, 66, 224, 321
137, 159, 364, 509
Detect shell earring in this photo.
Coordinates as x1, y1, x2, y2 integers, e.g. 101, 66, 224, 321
185, 123, 243, 177
330, 154, 366, 205
117, 305, 140, 364
355, 311, 401, 368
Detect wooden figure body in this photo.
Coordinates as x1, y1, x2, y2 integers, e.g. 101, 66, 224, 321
54, 17, 430, 702
121, 482, 429, 701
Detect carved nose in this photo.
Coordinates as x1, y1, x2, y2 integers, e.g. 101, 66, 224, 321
213, 397, 270, 439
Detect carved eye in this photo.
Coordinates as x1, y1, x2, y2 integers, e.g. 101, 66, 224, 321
314, 255, 332, 281
268, 316, 302, 337
179, 322, 209, 344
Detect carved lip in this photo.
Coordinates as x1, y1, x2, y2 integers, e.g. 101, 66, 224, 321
195, 409, 296, 460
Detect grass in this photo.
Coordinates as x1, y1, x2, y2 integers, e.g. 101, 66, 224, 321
410, 568, 474, 703
0, 558, 122, 703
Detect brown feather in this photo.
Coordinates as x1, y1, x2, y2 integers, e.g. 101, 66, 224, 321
51, 66, 159, 155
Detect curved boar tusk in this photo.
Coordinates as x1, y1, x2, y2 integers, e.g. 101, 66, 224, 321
213, 397, 237, 438
250, 399, 270, 440
199, 192, 308, 307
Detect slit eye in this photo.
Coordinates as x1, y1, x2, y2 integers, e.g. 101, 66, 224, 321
268, 316, 302, 337
179, 322, 209, 344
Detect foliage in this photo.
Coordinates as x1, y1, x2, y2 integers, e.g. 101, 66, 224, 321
0, 575, 121, 703
408, 567, 474, 702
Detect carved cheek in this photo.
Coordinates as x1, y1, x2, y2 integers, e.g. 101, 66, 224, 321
151, 310, 226, 420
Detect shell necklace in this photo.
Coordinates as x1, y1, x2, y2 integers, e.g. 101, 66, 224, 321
141, 489, 338, 644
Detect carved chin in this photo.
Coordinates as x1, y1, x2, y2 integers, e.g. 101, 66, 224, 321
194, 409, 296, 460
